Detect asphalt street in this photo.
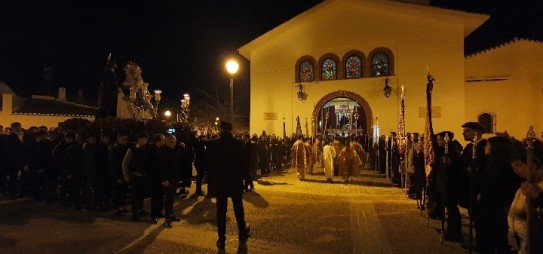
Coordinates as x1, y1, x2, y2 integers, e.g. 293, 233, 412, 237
0, 168, 472, 254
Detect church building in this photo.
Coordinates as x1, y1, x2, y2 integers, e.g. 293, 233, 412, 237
239, 0, 543, 141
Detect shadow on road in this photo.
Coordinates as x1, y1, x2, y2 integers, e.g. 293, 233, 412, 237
115, 223, 166, 254
243, 191, 269, 208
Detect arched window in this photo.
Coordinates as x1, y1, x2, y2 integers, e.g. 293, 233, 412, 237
368, 48, 394, 77
371, 53, 390, 77
345, 55, 362, 79
321, 58, 337, 80
296, 56, 316, 82
478, 112, 496, 134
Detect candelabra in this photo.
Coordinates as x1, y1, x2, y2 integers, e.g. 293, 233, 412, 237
153, 90, 161, 118
179, 93, 191, 123
353, 111, 359, 129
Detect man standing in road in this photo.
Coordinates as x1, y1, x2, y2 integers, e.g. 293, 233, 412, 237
157, 134, 181, 228
207, 121, 250, 253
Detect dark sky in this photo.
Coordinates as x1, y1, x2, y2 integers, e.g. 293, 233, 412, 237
0, 0, 322, 102
0, 0, 537, 107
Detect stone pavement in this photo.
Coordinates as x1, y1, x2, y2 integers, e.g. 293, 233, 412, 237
113, 167, 470, 254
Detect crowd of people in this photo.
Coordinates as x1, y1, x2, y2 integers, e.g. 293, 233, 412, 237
380, 122, 543, 254
1, 120, 542, 253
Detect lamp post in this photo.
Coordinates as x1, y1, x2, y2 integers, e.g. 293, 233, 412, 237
226, 59, 239, 123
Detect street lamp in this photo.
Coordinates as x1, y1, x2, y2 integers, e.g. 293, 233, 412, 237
225, 59, 239, 123
164, 110, 172, 117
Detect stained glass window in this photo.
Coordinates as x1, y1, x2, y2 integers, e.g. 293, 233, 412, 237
345, 55, 362, 79
321, 58, 337, 80
371, 53, 390, 77
299, 60, 314, 82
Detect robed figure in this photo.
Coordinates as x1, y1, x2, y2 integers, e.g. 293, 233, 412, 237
338, 142, 362, 183
322, 140, 336, 182
291, 136, 307, 181
96, 55, 118, 118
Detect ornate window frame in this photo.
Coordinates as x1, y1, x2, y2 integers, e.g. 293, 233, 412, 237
341, 50, 365, 79
295, 56, 317, 83
318, 53, 340, 81
368, 47, 394, 77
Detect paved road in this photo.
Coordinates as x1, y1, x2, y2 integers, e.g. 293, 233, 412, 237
0, 168, 471, 254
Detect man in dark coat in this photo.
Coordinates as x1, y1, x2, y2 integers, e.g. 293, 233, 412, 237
63, 132, 86, 209
4, 122, 32, 199
193, 135, 207, 196
110, 132, 129, 217
122, 132, 149, 221
93, 132, 111, 212
157, 134, 181, 227
206, 121, 249, 253
432, 131, 463, 241
145, 134, 165, 224
460, 121, 488, 251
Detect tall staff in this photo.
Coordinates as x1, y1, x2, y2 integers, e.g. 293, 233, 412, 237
440, 133, 450, 244
423, 68, 435, 224
468, 133, 480, 254
398, 85, 407, 191
525, 126, 536, 254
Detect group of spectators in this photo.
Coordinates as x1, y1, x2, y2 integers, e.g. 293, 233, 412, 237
384, 121, 543, 254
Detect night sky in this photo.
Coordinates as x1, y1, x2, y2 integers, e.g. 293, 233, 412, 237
0, 0, 539, 117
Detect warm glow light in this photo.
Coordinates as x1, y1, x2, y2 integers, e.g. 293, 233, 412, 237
216, 117, 220, 121
183, 93, 190, 100
225, 60, 239, 75
164, 110, 172, 117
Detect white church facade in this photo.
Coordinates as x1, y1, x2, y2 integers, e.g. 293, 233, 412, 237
239, 0, 543, 141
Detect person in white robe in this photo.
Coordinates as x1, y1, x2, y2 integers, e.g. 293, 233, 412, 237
323, 140, 336, 182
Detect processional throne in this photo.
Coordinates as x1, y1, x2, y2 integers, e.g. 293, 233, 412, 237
117, 62, 161, 120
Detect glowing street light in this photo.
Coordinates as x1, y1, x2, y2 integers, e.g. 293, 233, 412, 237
164, 110, 172, 117
225, 59, 239, 123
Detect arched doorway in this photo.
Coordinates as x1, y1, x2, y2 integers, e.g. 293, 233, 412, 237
312, 90, 373, 139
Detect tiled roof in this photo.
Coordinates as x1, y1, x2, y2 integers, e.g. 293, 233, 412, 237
13, 97, 97, 117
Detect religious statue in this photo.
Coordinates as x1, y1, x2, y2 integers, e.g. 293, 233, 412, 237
117, 62, 160, 120
96, 53, 118, 119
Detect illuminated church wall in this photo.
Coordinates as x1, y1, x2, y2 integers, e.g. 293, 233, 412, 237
242, 0, 484, 137
465, 40, 543, 139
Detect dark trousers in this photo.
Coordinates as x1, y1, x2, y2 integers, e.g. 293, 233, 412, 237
130, 175, 146, 215
112, 180, 127, 210
445, 194, 461, 235
216, 194, 247, 242
163, 178, 176, 218
468, 203, 483, 249
149, 181, 164, 219
68, 174, 84, 208
195, 166, 205, 193
43, 174, 58, 203
93, 174, 110, 208
6, 167, 19, 198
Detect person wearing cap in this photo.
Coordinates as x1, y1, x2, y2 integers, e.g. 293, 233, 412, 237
206, 121, 249, 253
460, 121, 488, 251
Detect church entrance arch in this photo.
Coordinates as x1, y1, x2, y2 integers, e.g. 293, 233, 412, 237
312, 90, 373, 139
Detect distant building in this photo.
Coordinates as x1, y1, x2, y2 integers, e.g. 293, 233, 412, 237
0, 81, 97, 129
239, 0, 543, 140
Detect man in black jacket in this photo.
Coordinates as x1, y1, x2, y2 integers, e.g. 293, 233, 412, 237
157, 134, 181, 227
110, 132, 129, 217
122, 132, 148, 221
145, 134, 165, 224
207, 121, 249, 253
